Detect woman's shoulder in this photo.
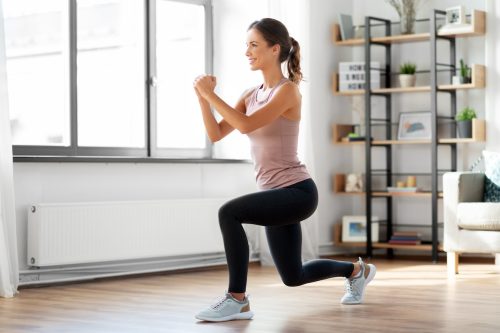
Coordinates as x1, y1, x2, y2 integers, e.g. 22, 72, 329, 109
276, 80, 301, 99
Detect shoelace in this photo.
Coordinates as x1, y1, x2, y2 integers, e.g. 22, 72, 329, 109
345, 259, 365, 294
344, 278, 354, 294
210, 295, 229, 310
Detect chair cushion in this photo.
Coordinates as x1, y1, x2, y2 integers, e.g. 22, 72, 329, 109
483, 151, 500, 202
457, 202, 500, 230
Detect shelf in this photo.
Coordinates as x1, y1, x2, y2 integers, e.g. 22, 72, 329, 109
332, 65, 485, 96
331, 9, 485, 262
332, 174, 443, 198
332, 124, 365, 145
439, 64, 485, 90
333, 224, 443, 251
332, 120, 486, 146
332, 24, 431, 46
373, 191, 443, 198
437, 10, 486, 37
332, 10, 485, 46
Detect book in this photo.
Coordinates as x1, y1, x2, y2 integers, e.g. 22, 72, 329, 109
341, 136, 373, 142
388, 240, 422, 245
393, 231, 421, 236
338, 14, 353, 40
390, 235, 421, 241
387, 187, 419, 193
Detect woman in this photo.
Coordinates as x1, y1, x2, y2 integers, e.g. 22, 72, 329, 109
193, 18, 376, 322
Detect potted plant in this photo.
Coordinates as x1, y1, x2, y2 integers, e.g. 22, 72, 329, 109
453, 59, 471, 85
455, 106, 476, 138
399, 62, 417, 88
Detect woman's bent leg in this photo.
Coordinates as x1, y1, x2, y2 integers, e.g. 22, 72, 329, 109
266, 224, 354, 286
218, 203, 250, 293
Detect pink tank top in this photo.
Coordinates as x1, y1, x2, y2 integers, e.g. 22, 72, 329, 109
245, 78, 311, 190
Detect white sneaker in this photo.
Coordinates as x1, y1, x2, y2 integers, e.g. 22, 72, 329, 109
340, 257, 376, 305
195, 292, 254, 322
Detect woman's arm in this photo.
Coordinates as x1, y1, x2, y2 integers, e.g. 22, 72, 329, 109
195, 76, 300, 134
195, 85, 252, 142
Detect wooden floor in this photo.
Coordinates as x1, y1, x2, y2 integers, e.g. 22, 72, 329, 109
1, 258, 500, 333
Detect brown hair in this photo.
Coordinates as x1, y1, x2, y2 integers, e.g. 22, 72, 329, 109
248, 18, 303, 84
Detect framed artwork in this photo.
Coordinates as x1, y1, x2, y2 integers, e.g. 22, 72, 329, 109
342, 215, 379, 242
397, 112, 432, 141
445, 6, 466, 25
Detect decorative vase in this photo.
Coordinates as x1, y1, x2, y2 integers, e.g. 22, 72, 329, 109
399, 74, 416, 88
400, 13, 416, 34
457, 120, 473, 138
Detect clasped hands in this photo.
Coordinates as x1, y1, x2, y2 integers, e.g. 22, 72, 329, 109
193, 74, 216, 99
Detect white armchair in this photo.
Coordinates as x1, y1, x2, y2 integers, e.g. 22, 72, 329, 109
443, 172, 500, 277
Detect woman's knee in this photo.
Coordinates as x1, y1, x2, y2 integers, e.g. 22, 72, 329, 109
218, 201, 239, 228
281, 276, 303, 287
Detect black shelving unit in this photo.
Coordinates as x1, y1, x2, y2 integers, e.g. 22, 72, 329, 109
364, 10, 459, 262
332, 9, 486, 262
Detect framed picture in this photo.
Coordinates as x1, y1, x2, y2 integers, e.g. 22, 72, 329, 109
397, 112, 432, 141
342, 215, 379, 242
445, 6, 466, 25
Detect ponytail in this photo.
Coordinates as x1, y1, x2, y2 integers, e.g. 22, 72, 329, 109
287, 37, 302, 84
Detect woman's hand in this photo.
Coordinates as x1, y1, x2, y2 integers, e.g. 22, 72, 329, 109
193, 75, 216, 99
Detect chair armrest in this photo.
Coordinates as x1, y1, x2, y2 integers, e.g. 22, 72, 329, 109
443, 172, 485, 251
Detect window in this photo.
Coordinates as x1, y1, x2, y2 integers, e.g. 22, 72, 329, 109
5, 0, 69, 146
7, 0, 213, 159
155, 0, 206, 150
77, 0, 146, 148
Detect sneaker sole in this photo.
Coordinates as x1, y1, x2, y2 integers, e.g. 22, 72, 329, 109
195, 311, 254, 322
341, 264, 377, 305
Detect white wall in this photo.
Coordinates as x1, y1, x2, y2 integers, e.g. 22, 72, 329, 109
307, 0, 357, 247
13, 162, 257, 270
485, 0, 500, 151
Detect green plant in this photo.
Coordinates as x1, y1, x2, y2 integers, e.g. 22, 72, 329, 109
459, 59, 471, 78
455, 106, 477, 121
400, 62, 417, 75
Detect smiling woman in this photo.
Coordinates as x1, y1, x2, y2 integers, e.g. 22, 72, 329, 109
191, 17, 377, 322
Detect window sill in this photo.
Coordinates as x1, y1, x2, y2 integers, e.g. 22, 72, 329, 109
13, 156, 252, 164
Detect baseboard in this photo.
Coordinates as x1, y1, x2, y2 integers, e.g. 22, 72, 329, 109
19, 252, 260, 287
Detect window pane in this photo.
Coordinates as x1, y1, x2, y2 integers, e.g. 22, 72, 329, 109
156, 1, 206, 149
4, 0, 69, 146
77, 0, 145, 147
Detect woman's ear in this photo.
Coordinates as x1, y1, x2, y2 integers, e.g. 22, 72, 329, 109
272, 44, 280, 56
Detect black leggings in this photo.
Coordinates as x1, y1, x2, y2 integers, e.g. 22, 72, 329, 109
218, 178, 355, 293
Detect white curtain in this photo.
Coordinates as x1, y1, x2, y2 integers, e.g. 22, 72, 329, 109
0, 0, 20, 298
259, 0, 318, 265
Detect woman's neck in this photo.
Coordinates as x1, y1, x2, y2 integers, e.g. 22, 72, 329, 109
261, 67, 285, 90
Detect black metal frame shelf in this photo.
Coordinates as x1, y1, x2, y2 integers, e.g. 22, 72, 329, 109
332, 9, 486, 261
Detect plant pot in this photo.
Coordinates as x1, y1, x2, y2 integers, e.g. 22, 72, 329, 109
452, 76, 472, 85
457, 120, 473, 138
399, 74, 416, 88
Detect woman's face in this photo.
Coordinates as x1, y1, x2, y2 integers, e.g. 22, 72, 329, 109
245, 28, 279, 71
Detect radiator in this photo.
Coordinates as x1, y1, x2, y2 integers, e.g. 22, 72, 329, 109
27, 198, 228, 267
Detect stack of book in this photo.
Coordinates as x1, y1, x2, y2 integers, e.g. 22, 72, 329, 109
388, 231, 421, 245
